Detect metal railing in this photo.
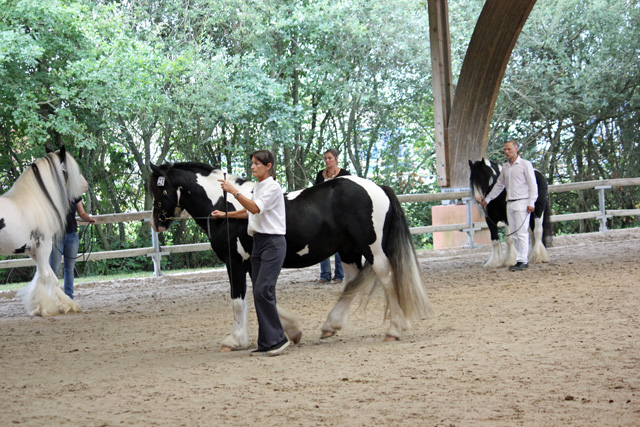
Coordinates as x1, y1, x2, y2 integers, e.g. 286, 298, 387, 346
2, 177, 639, 275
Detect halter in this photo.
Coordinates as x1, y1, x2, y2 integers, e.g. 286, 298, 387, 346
154, 186, 182, 223
154, 191, 216, 223
153, 174, 235, 267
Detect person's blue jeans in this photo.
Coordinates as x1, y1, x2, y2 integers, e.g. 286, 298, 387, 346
320, 252, 344, 282
49, 232, 79, 299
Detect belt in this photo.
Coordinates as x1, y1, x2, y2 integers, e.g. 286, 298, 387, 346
507, 198, 527, 202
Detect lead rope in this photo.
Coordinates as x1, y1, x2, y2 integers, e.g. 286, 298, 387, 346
77, 222, 94, 261
481, 201, 529, 237
52, 221, 94, 261
506, 213, 530, 237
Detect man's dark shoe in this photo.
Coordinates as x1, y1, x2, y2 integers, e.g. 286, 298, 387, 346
250, 347, 267, 355
266, 338, 290, 357
250, 337, 290, 357
508, 262, 528, 271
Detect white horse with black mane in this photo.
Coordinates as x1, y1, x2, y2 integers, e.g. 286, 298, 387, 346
0, 147, 86, 316
149, 161, 433, 350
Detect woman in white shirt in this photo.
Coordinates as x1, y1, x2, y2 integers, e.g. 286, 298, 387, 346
211, 150, 289, 356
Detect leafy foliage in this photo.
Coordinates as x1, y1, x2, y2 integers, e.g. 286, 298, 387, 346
489, 0, 640, 233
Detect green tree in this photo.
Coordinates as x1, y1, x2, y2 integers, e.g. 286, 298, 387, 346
0, 0, 98, 182
491, 0, 640, 232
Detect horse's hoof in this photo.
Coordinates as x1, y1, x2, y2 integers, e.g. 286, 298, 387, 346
41, 309, 59, 318
219, 345, 234, 352
289, 331, 303, 345
383, 334, 399, 342
320, 330, 335, 339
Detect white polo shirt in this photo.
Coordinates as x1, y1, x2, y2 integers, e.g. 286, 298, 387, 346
247, 176, 286, 236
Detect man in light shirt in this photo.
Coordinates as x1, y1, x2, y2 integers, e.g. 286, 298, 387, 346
481, 140, 538, 271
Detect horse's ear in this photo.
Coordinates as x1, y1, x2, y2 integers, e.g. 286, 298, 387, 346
58, 146, 66, 161
468, 160, 473, 168
150, 162, 162, 175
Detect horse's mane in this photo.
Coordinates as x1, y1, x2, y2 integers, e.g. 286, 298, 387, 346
159, 162, 249, 187
171, 162, 217, 174
470, 158, 501, 197
3, 150, 85, 238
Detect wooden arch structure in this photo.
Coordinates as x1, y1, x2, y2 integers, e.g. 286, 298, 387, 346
429, 0, 538, 188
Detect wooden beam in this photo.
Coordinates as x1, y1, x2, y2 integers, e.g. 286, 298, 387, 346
428, 0, 454, 187
446, 0, 537, 187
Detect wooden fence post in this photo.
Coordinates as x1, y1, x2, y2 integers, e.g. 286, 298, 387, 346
595, 185, 612, 232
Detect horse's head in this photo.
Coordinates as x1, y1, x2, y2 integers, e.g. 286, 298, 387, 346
54, 146, 86, 200
469, 158, 500, 203
5, 146, 87, 240
149, 162, 183, 232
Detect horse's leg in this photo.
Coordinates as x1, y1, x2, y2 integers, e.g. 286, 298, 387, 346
276, 305, 302, 344
528, 216, 549, 264
220, 261, 250, 352
342, 262, 359, 283
19, 241, 80, 316
485, 241, 503, 268
370, 258, 407, 341
484, 222, 503, 268
47, 240, 82, 314
503, 224, 517, 267
19, 265, 60, 317
219, 296, 249, 351
320, 263, 373, 339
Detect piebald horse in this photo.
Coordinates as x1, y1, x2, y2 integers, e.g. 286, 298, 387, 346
149, 162, 433, 350
469, 158, 552, 267
0, 147, 87, 316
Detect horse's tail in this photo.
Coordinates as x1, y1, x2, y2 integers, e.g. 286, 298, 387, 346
380, 186, 434, 322
542, 197, 553, 247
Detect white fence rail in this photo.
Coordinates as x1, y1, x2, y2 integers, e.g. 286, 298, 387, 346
2, 177, 639, 274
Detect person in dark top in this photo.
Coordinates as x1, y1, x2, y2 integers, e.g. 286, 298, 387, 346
314, 149, 350, 284
50, 198, 95, 299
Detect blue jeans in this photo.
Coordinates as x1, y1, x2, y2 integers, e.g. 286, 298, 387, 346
320, 252, 344, 281
49, 232, 79, 299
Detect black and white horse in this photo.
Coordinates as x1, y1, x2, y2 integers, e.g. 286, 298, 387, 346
469, 158, 552, 268
149, 161, 433, 350
0, 147, 87, 316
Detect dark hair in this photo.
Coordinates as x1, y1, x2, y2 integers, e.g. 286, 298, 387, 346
251, 149, 276, 179
324, 149, 339, 159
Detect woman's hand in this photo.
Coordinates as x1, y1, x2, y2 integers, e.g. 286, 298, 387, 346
211, 210, 226, 219
218, 179, 237, 196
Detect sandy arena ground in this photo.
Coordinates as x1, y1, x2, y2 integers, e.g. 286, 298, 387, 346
1, 228, 639, 426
